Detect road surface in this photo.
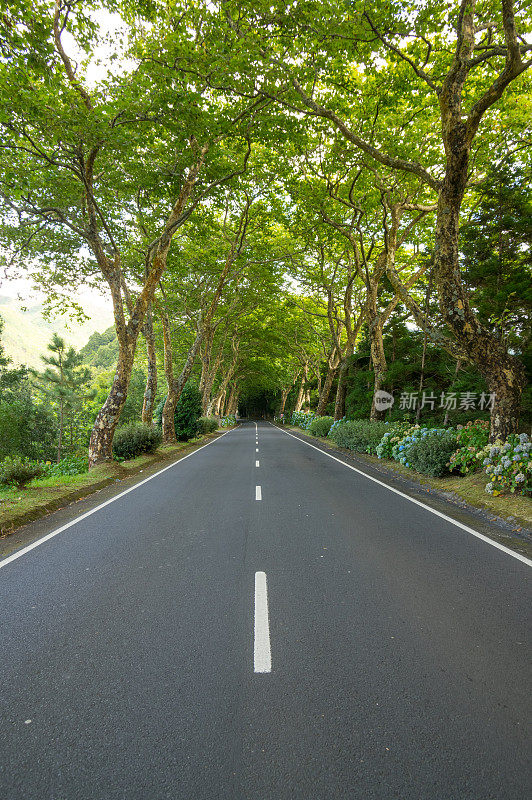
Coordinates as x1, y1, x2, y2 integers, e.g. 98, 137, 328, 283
0, 422, 530, 799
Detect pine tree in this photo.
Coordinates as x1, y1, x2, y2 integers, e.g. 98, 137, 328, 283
33, 335, 92, 462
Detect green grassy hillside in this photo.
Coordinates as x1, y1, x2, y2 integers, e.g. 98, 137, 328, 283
0, 296, 114, 368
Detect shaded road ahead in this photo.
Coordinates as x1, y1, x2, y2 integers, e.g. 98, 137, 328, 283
0, 422, 530, 799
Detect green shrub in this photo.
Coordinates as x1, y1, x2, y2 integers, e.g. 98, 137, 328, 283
219, 415, 236, 427
403, 430, 458, 477
154, 382, 203, 441
448, 419, 490, 475
112, 422, 162, 460
0, 456, 43, 487
41, 454, 89, 477
197, 416, 218, 434
329, 419, 388, 454
308, 416, 334, 437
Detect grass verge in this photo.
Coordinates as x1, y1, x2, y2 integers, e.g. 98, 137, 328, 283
0, 434, 222, 537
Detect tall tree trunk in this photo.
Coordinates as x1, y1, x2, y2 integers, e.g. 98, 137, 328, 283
434, 179, 526, 440
334, 356, 350, 420
160, 310, 203, 444
199, 326, 214, 399
57, 397, 64, 463
160, 308, 178, 444
293, 363, 308, 412
202, 337, 224, 415
279, 388, 290, 415
416, 274, 432, 423
444, 358, 461, 427
225, 384, 237, 415
88, 152, 208, 466
432, 25, 527, 441
209, 342, 239, 416
316, 358, 337, 416
369, 319, 387, 421
89, 333, 136, 465
141, 303, 157, 424
216, 390, 226, 416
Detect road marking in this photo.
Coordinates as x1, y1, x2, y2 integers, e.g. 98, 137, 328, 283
0, 428, 238, 572
256, 447, 259, 452
274, 425, 532, 568
255, 485, 262, 501
256, 460, 260, 467
254, 571, 272, 673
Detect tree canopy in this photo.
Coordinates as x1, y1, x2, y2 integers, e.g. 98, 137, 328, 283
0, 0, 530, 465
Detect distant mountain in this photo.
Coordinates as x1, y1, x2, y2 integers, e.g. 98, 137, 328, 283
0, 296, 114, 368
80, 327, 118, 370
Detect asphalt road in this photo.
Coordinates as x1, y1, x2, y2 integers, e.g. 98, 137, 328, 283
0, 422, 530, 800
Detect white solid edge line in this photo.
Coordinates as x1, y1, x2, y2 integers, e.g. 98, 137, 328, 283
254, 571, 272, 673
273, 424, 532, 568
255, 485, 262, 501
0, 428, 237, 572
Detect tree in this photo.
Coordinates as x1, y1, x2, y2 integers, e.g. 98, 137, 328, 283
0, 317, 56, 461
213, 0, 532, 438
154, 383, 202, 442
0, 0, 259, 465
461, 160, 532, 351
33, 334, 92, 461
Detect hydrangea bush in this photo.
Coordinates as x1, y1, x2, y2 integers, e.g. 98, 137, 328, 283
375, 421, 416, 459
327, 416, 347, 438
401, 429, 458, 477
219, 415, 237, 427
387, 425, 457, 477
481, 433, 531, 496
390, 426, 428, 465
290, 411, 317, 430
448, 420, 490, 475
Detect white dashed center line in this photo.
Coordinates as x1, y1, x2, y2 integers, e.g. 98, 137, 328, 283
255, 485, 262, 501
254, 571, 272, 673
